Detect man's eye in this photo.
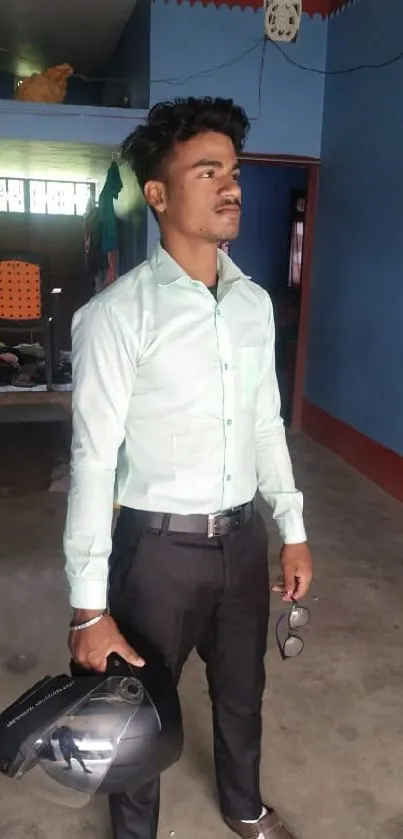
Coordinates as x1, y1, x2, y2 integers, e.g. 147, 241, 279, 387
201, 170, 215, 179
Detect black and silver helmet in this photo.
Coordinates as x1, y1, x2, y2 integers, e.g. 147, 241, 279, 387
0, 633, 183, 807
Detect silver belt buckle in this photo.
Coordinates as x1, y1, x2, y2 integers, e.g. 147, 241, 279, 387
207, 505, 246, 538
207, 513, 221, 538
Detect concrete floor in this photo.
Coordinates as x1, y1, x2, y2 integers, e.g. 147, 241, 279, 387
0, 428, 402, 839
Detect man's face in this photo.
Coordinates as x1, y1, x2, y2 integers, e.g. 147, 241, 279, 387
145, 131, 242, 243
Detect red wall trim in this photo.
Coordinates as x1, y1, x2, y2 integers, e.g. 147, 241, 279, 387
165, 0, 354, 16
305, 0, 354, 16
302, 400, 403, 502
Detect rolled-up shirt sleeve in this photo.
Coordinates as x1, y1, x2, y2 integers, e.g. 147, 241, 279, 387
63, 299, 137, 610
255, 294, 307, 545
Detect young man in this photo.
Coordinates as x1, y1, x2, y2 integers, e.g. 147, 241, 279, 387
64, 97, 313, 839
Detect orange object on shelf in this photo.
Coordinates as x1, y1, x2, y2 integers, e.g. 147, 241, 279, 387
14, 63, 74, 104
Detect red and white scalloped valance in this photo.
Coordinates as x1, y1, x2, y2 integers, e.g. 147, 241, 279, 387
166, 0, 355, 16
304, 0, 354, 16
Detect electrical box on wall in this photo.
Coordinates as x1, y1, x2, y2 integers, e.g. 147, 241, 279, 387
264, 1, 302, 43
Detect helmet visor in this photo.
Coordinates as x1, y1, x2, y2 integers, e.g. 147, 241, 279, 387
16, 674, 154, 808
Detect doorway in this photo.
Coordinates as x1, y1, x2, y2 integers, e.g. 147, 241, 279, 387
232, 153, 319, 428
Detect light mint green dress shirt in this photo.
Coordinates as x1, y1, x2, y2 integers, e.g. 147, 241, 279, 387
64, 245, 306, 609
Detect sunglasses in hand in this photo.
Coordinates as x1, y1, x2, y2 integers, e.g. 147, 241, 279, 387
275, 599, 310, 660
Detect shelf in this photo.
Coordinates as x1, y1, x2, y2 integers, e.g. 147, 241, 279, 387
0, 100, 148, 146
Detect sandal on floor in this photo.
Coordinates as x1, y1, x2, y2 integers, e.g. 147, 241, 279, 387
224, 806, 297, 839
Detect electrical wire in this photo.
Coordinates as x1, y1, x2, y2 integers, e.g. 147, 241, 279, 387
256, 37, 267, 118
0, 39, 263, 85
2, 33, 403, 89
149, 38, 263, 85
270, 39, 403, 75
0, 28, 402, 129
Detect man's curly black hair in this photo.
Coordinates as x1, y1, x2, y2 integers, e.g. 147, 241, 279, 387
121, 97, 250, 192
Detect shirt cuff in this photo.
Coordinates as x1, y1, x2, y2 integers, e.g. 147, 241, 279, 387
275, 511, 307, 545
68, 579, 108, 611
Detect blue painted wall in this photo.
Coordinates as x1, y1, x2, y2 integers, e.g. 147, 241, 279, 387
103, 0, 150, 109
306, 0, 403, 455
0, 100, 148, 147
230, 162, 307, 290
0, 5, 327, 156
147, 2, 326, 255
150, 2, 327, 157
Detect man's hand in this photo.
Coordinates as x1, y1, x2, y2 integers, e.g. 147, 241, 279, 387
272, 543, 313, 602
68, 611, 145, 673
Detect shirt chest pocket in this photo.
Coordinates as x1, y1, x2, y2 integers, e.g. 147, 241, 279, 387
239, 346, 262, 408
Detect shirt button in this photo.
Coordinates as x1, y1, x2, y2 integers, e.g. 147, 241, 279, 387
216, 308, 221, 316
224, 363, 229, 370
226, 474, 232, 482
226, 419, 232, 426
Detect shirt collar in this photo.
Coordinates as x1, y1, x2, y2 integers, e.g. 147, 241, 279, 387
150, 242, 250, 287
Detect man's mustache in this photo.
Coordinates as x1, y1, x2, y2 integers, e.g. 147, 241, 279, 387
215, 199, 241, 211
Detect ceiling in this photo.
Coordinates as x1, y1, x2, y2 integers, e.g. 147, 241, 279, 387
0, 139, 113, 186
0, 0, 138, 75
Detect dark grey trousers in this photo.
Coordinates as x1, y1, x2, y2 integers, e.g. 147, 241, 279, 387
108, 505, 270, 839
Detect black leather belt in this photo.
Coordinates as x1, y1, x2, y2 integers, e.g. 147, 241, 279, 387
142, 500, 255, 538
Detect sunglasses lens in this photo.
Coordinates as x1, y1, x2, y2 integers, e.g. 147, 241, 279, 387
283, 635, 304, 658
289, 605, 309, 629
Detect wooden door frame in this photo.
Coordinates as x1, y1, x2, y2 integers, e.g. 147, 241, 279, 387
240, 152, 321, 430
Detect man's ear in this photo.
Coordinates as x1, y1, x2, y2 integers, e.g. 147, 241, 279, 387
144, 180, 166, 216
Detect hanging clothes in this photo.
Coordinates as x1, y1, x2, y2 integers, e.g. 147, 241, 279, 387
97, 161, 123, 287
98, 162, 123, 253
